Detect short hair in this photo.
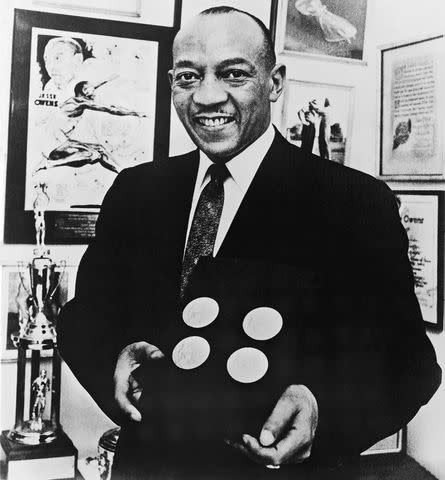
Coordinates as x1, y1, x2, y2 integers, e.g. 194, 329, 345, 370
199, 6, 276, 71
44, 37, 83, 58
74, 81, 89, 97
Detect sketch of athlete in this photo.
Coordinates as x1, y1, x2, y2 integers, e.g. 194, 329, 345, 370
30, 369, 50, 431
60, 79, 148, 120
34, 138, 121, 174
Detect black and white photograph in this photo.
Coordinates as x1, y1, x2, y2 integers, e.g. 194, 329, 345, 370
276, 0, 369, 62
1, 1, 445, 480
280, 79, 354, 164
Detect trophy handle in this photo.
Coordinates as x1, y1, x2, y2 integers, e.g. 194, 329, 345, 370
46, 260, 67, 303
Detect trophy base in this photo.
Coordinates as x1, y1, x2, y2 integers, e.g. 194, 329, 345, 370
1, 429, 78, 480
7, 420, 57, 445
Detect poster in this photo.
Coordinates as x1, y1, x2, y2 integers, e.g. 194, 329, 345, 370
280, 80, 354, 165
25, 28, 158, 212
4, 10, 174, 243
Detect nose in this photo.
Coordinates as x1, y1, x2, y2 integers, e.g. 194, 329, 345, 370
192, 77, 228, 107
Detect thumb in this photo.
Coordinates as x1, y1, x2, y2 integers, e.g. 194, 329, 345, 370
259, 386, 303, 447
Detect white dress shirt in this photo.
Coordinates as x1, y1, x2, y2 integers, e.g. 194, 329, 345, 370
184, 123, 275, 256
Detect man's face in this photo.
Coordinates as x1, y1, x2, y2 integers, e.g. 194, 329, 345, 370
44, 42, 82, 89
169, 13, 278, 161
82, 84, 95, 99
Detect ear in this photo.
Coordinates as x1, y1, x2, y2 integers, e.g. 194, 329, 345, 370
168, 69, 174, 87
268, 63, 286, 103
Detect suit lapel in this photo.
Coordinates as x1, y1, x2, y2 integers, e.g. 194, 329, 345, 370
218, 131, 307, 260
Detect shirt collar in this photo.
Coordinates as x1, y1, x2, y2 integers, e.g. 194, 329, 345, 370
198, 123, 275, 194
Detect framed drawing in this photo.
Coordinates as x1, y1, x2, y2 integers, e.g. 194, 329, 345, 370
275, 0, 369, 63
32, 0, 142, 18
4, 9, 175, 244
394, 191, 443, 331
279, 79, 354, 165
378, 35, 445, 179
1, 264, 75, 362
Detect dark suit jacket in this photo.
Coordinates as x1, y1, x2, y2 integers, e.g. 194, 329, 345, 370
58, 131, 441, 478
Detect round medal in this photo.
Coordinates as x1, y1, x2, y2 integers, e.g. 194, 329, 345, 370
172, 336, 210, 370
243, 307, 283, 341
226, 347, 268, 383
182, 297, 219, 328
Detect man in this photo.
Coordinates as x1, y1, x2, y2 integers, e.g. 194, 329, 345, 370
58, 7, 440, 479
42, 37, 84, 102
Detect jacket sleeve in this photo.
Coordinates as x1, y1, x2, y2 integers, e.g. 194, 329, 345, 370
58, 168, 140, 423
308, 180, 441, 461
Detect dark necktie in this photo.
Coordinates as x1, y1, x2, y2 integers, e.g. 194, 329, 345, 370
180, 162, 230, 297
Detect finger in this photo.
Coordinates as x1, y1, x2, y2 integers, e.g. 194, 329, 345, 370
259, 387, 302, 447
114, 380, 142, 422
271, 414, 313, 464
225, 438, 265, 465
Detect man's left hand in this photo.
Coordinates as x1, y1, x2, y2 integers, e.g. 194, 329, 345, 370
228, 385, 318, 467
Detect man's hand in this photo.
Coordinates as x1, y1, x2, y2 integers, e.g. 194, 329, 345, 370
228, 385, 318, 467
113, 341, 164, 422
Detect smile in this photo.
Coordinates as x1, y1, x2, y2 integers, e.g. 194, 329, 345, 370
195, 117, 234, 127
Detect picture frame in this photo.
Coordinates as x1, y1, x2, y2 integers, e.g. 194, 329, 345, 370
4, 9, 175, 244
275, 0, 369, 64
32, 0, 142, 18
378, 35, 445, 180
1, 263, 76, 362
278, 79, 354, 165
393, 191, 444, 331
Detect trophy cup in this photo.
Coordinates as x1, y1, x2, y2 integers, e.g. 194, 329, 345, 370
0, 184, 78, 480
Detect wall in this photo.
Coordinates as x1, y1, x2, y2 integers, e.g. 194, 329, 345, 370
1, 0, 444, 477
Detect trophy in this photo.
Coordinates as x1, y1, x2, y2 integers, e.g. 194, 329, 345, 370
0, 184, 78, 480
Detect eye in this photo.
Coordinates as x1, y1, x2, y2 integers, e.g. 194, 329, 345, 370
175, 71, 200, 85
221, 70, 249, 81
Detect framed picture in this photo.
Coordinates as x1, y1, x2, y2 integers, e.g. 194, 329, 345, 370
4, 9, 175, 244
394, 191, 443, 331
378, 35, 445, 179
279, 79, 354, 165
275, 0, 369, 63
32, 0, 142, 18
1, 264, 76, 362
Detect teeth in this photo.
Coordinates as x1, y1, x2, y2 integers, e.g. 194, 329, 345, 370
198, 117, 231, 127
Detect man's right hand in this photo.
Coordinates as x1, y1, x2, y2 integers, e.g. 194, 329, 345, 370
113, 341, 165, 422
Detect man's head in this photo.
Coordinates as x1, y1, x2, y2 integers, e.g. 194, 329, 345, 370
169, 7, 285, 162
74, 81, 95, 99
43, 37, 83, 89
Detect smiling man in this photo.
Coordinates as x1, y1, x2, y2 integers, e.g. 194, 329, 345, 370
59, 7, 441, 480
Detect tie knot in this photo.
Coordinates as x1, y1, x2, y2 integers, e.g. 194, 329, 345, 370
208, 163, 230, 186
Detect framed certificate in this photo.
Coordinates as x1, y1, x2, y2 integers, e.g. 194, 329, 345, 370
378, 35, 445, 179
394, 191, 443, 330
